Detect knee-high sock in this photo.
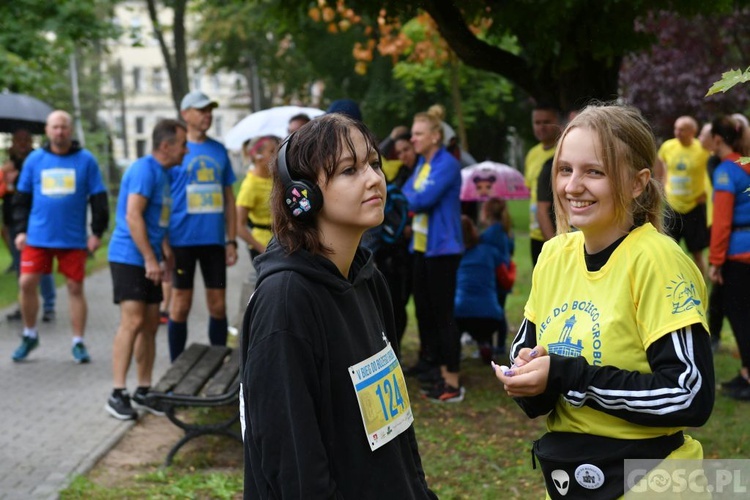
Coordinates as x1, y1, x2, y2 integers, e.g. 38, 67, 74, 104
168, 320, 187, 362
208, 316, 228, 346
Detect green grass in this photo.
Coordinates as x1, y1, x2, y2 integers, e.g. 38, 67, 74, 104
63, 470, 243, 500
0, 241, 18, 306
59, 199, 750, 499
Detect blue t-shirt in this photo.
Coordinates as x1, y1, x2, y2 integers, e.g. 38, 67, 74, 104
108, 155, 172, 266
713, 158, 750, 257
168, 138, 236, 246
454, 242, 504, 320
17, 147, 106, 249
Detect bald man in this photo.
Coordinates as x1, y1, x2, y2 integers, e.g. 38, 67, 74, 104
657, 115, 710, 276
11, 110, 109, 363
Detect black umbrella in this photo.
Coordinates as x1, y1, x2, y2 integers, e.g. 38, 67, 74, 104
0, 92, 54, 135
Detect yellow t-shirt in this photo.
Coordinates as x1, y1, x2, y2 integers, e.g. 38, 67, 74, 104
382, 159, 403, 183
524, 143, 556, 242
657, 138, 709, 214
525, 224, 708, 441
411, 162, 432, 253
236, 172, 273, 247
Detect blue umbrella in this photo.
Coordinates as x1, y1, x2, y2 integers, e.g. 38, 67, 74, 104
0, 92, 54, 134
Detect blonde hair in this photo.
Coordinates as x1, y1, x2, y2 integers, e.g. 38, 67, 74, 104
413, 106, 444, 142
552, 103, 665, 234
427, 104, 446, 121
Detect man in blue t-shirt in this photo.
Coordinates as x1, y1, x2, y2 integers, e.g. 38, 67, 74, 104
11, 110, 109, 363
106, 119, 188, 420
167, 91, 237, 361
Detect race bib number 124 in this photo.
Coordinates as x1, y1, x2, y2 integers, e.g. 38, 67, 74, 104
348, 343, 413, 451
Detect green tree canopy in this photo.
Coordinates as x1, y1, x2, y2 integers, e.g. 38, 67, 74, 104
275, 0, 743, 111
0, 0, 117, 108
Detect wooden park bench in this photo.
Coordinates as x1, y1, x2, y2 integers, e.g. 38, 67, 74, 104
145, 343, 242, 466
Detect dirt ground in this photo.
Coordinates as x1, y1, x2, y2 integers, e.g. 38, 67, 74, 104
87, 412, 242, 488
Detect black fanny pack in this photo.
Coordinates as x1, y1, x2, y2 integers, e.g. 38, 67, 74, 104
247, 221, 272, 231
532, 431, 684, 500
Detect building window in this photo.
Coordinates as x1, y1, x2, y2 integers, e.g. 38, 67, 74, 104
114, 115, 124, 139
133, 66, 142, 92
153, 67, 163, 92
136, 139, 147, 158
135, 116, 145, 134
212, 74, 221, 92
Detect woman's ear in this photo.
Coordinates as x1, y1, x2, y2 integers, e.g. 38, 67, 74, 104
632, 168, 651, 198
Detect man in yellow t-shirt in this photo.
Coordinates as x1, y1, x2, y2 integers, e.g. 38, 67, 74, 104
657, 116, 710, 276
524, 105, 561, 266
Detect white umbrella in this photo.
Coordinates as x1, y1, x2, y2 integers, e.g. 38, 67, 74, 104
224, 106, 325, 151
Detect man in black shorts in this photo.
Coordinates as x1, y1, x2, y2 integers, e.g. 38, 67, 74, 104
166, 91, 237, 361
657, 115, 710, 276
106, 119, 187, 420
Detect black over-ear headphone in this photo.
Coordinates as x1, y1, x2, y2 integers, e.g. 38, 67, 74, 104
276, 138, 323, 220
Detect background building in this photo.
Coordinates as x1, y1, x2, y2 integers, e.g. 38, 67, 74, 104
98, 1, 250, 169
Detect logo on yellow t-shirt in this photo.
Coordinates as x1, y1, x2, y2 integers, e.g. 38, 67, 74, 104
666, 274, 703, 315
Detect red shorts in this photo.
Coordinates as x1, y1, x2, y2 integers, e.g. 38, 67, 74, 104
20, 245, 88, 282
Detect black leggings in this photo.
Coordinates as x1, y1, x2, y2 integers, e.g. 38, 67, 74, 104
722, 260, 750, 368
412, 253, 461, 373
456, 317, 502, 346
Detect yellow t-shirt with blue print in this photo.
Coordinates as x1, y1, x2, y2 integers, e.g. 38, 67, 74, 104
411, 162, 432, 253
657, 138, 709, 214
524, 143, 557, 242
526, 224, 707, 450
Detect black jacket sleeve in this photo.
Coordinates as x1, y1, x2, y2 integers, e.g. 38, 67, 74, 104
11, 191, 32, 235
509, 319, 561, 418
89, 191, 110, 237
547, 323, 714, 427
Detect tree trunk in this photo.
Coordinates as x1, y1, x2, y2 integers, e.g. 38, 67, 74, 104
421, 0, 619, 110
146, 0, 189, 114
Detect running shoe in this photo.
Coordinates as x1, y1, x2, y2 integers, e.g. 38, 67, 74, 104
12, 335, 39, 361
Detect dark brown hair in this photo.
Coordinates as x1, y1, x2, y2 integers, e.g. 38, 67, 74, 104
151, 119, 186, 151
271, 113, 380, 255
481, 198, 512, 235
711, 114, 750, 156
461, 215, 480, 249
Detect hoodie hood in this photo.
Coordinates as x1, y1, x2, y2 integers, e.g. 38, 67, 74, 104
254, 238, 376, 293
42, 140, 83, 156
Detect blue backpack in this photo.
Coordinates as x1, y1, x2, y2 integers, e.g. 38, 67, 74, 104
381, 183, 409, 245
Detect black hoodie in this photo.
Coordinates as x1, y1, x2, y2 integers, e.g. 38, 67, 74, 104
240, 239, 436, 499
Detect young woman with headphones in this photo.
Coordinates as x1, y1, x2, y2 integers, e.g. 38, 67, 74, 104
239, 113, 436, 499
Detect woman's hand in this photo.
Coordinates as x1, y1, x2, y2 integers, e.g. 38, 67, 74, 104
492, 345, 550, 397
512, 345, 548, 368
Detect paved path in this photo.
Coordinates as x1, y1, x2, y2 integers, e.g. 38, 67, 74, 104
0, 255, 251, 499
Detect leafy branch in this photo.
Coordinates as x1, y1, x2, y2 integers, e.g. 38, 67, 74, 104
707, 67, 750, 164
706, 67, 750, 96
